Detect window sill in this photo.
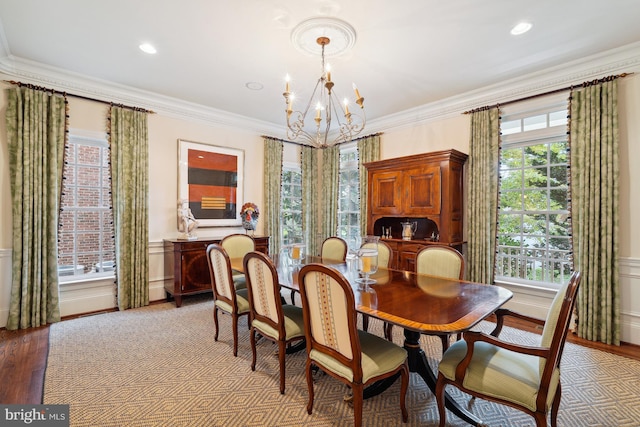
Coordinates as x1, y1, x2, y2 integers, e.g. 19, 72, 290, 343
59, 274, 115, 289
494, 278, 560, 297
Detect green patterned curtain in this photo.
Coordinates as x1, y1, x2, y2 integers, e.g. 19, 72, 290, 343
110, 106, 149, 310
301, 146, 319, 255
357, 134, 380, 235
263, 137, 283, 256
466, 107, 500, 284
5, 86, 66, 330
321, 145, 340, 242
570, 79, 620, 345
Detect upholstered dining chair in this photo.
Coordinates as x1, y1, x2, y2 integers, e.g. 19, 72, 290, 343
320, 236, 348, 261
435, 271, 581, 427
360, 240, 393, 333
298, 263, 409, 427
386, 245, 465, 348
206, 243, 250, 357
416, 245, 465, 281
221, 233, 255, 289
243, 251, 305, 394
290, 236, 348, 305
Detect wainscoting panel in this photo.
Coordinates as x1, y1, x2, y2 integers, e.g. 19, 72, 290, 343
500, 257, 640, 345
0, 242, 171, 327
620, 257, 640, 345
1, 245, 638, 345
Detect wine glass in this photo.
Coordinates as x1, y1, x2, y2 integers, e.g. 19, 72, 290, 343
356, 248, 378, 284
290, 243, 305, 266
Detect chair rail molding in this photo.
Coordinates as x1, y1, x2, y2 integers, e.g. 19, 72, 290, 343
502, 256, 640, 345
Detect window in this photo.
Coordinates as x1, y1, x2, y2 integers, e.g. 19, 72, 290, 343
496, 94, 572, 289
337, 143, 360, 249
280, 163, 302, 246
58, 132, 115, 281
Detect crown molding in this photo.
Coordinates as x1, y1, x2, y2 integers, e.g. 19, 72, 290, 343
367, 41, 640, 133
1, 42, 640, 136
0, 55, 285, 136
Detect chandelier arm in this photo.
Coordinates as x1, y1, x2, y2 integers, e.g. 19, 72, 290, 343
283, 34, 366, 148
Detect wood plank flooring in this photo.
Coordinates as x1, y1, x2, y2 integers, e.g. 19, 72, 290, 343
1, 313, 638, 404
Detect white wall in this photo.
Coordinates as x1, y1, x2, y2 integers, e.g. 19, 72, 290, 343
1, 67, 638, 345
378, 73, 640, 345
0, 82, 267, 320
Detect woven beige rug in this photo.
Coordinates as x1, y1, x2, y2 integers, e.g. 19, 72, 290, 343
43, 295, 640, 426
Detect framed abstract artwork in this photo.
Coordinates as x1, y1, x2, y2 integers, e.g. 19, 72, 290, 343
178, 139, 244, 227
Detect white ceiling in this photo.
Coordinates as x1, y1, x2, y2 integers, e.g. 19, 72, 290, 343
1, 0, 640, 136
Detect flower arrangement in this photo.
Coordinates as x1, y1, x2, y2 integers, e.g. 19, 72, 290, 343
240, 202, 260, 222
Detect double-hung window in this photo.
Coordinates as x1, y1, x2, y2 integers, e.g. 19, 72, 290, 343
496, 94, 572, 289
337, 143, 360, 249
58, 132, 115, 281
280, 163, 303, 246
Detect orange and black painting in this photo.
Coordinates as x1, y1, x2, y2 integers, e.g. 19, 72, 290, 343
187, 148, 238, 220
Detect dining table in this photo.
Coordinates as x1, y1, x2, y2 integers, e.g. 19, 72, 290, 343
231, 254, 513, 427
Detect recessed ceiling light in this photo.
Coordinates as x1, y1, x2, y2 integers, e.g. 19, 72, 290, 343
245, 82, 264, 91
511, 22, 532, 36
139, 43, 157, 54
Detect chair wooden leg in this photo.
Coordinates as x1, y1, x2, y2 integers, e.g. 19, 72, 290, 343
213, 308, 220, 342
291, 290, 296, 305
384, 323, 394, 341
435, 373, 447, 427
399, 364, 409, 423
250, 329, 257, 371
439, 334, 450, 354
305, 359, 315, 415
533, 412, 548, 427
278, 340, 286, 394
232, 313, 239, 357
550, 383, 562, 427
352, 383, 364, 427
362, 314, 369, 331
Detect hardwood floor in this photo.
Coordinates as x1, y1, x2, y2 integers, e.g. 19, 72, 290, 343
0, 326, 49, 404
1, 315, 638, 405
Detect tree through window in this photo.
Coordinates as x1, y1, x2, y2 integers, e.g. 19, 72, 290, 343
496, 95, 572, 288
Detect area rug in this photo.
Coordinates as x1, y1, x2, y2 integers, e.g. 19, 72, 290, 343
43, 295, 640, 426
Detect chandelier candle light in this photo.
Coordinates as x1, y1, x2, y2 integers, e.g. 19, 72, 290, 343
283, 36, 365, 148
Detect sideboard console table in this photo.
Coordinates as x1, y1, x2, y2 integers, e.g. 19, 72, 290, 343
163, 235, 270, 307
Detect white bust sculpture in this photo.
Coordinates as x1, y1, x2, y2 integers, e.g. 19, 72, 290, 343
177, 199, 198, 239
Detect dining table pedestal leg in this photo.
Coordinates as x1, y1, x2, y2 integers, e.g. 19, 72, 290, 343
403, 329, 483, 427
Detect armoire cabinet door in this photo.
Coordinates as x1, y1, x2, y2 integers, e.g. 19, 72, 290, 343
370, 170, 403, 215
403, 165, 441, 215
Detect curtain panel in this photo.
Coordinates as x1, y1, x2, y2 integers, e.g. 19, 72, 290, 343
321, 145, 340, 243
570, 79, 620, 345
5, 86, 66, 329
110, 107, 149, 310
263, 137, 283, 256
301, 146, 319, 256
465, 107, 501, 284
357, 135, 380, 235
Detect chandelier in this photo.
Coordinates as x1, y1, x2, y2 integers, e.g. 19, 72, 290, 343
283, 36, 366, 148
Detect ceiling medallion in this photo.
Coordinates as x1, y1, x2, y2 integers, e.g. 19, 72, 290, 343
284, 18, 364, 148
291, 17, 357, 58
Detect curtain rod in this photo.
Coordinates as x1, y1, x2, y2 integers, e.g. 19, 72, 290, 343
4, 80, 155, 114
262, 132, 384, 147
463, 72, 633, 114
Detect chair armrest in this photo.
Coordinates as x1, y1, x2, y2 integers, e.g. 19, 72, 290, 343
490, 308, 546, 337
454, 331, 550, 382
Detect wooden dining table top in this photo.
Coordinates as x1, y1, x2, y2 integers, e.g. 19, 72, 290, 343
231, 255, 512, 336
